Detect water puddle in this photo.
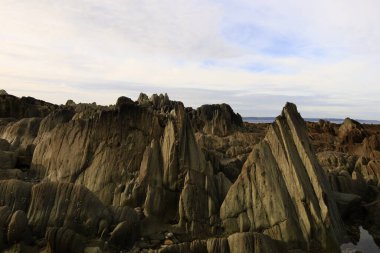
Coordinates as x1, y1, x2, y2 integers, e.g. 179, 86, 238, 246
341, 227, 380, 253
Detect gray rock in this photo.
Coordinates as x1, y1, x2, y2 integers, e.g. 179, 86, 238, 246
220, 103, 344, 252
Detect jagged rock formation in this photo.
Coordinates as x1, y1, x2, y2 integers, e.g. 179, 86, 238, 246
30, 93, 232, 239
0, 93, 56, 119
220, 103, 344, 252
189, 104, 243, 137
308, 117, 380, 249
1, 92, 379, 252
338, 118, 368, 146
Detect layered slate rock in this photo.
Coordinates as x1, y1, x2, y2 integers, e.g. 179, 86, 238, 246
338, 118, 368, 145
0, 93, 56, 119
220, 103, 344, 253
189, 104, 243, 137
45, 227, 84, 253
31, 95, 229, 235
27, 182, 112, 237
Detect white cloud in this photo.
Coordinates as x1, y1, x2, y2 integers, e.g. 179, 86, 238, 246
0, 0, 379, 119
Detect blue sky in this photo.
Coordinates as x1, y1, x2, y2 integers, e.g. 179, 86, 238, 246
1, 0, 380, 119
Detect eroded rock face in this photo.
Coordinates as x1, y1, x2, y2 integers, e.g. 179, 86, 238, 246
338, 118, 368, 145
227, 232, 287, 253
189, 104, 243, 137
31, 95, 229, 236
27, 182, 113, 237
45, 227, 84, 253
220, 103, 344, 252
0, 94, 56, 119
7, 210, 32, 244
0, 92, 363, 252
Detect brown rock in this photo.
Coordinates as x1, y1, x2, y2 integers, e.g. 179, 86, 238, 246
190, 104, 242, 137
109, 220, 139, 249
0, 151, 17, 170
163, 239, 173, 245
206, 237, 230, 253
7, 210, 32, 244
27, 182, 112, 237
227, 232, 287, 253
45, 227, 84, 253
0, 94, 56, 119
0, 180, 32, 212
220, 103, 344, 252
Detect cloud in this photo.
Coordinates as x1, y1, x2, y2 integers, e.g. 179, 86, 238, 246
0, 0, 379, 119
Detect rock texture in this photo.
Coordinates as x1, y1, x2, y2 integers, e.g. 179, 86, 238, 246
1, 92, 376, 252
189, 104, 243, 137
0, 93, 56, 119
45, 227, 84, 253
220, 103, 344, 252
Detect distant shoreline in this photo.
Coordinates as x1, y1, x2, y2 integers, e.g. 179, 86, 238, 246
243, 117, 380, 125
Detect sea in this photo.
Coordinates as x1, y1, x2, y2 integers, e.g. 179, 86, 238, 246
244, 117, 380, 125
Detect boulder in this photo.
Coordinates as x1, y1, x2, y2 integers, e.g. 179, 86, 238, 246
116, 96, 134, 108
332, 192, 362, 218
109, 220, 138, 249
338, 118, 367, 144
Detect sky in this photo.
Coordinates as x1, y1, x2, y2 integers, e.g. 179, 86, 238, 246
1, 0, 380, 119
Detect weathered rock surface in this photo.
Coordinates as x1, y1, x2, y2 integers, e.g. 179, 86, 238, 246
3, 92, 378, 252
0, 94, 56, 119
338, 118, 368, 146
227, 232, 287, 253
0, 180, 32, 212
206, 237, 229, 253
27, 182, 112, 237
0, 117, 42, 168
7, 210, 32, 244
45, 227, 84, 253
31, 95, 230, 236
189, 104, 243, 137
220, 103, 344, 252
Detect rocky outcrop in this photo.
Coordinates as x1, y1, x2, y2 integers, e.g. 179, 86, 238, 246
27, 182, 112, 237
0, 117, 42, 168
1, 92, 371, 252
189, 104, 243, 137
338, 118, 368, 145
31, 95, 230, 236
220, 103, 344, 252
0, 94, 56, 119
0, 179, 121, 242
317, 152, 368, 197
